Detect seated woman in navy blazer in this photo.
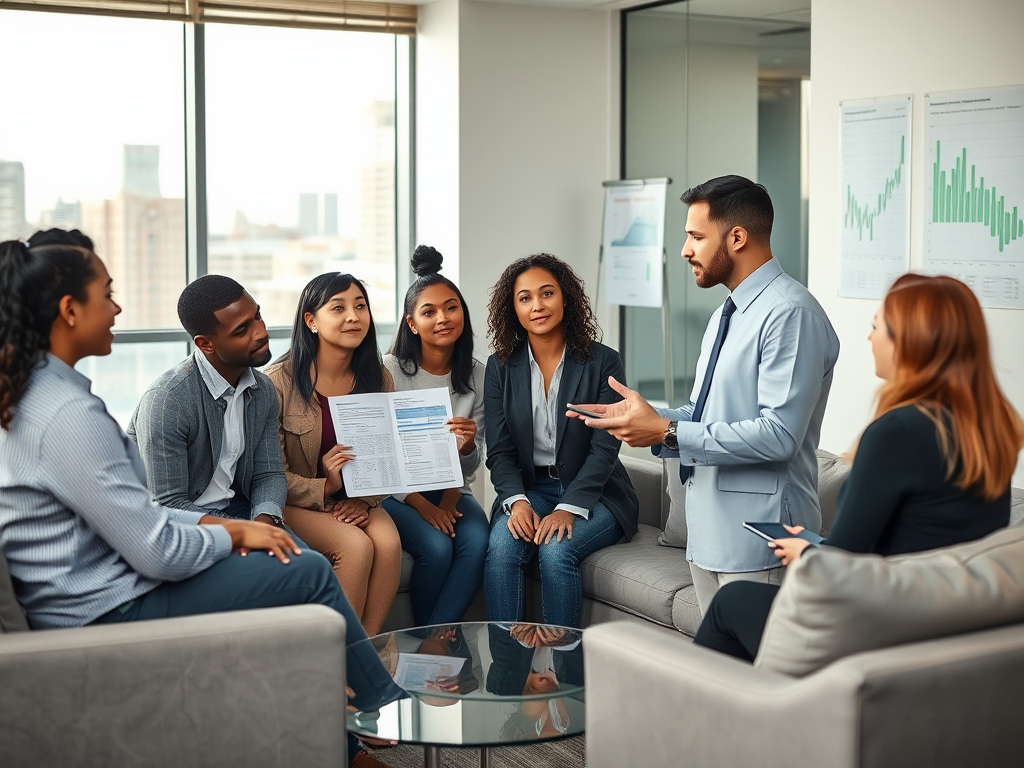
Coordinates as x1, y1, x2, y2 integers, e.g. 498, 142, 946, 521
483, 253, 638, 627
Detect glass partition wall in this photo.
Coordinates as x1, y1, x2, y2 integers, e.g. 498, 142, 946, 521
621, 0, 810, 409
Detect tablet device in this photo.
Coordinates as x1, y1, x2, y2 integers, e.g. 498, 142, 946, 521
567, 404, 603, 420
742, 521, 824, 546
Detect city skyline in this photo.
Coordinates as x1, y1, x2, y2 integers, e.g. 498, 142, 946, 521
0, 11, 397, 236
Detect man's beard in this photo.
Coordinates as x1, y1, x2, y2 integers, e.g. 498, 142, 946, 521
691, 239, 734, 289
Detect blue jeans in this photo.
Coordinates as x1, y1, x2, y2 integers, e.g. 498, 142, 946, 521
383, 490, 489, 625
484, 477, 624, 627
92, 548, 406, 717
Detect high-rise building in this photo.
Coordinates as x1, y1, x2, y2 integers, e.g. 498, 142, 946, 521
39, 199, 82, 231
359, 101, 396, 266
299, 192, 319, 237
80, 145, 184, 330
123, 145, 161, 198
0, 160, 27, 241
323, 193, 339, 237
298, 192, 339, 237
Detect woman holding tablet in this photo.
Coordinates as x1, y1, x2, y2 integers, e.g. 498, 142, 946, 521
483, 253, 638, 627
694, 273, 1023, 661
382, 245, 489, 625
266, 273, 401, 636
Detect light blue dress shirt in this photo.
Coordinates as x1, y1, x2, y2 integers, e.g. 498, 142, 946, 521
657, 258, 840, 572
193, 350, 257, 510
0, 355, 232, 629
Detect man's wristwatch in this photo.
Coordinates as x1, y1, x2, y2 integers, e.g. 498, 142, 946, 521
663, 421, 679, 451
259, 514, 285, 528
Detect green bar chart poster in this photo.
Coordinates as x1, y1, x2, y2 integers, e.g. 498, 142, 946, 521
840, 95, 913, 299
925, 84, 1024, 309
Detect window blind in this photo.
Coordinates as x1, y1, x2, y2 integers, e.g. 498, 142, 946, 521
0, 0, 417, 34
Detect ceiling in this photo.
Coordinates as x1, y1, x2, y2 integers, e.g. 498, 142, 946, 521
417, 0, 811, 23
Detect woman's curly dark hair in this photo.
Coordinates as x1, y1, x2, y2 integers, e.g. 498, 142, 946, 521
486, 253, 601, 363
0, 230, 97, 430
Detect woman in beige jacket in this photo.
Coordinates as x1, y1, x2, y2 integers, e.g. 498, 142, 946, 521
266, 273, 401, 635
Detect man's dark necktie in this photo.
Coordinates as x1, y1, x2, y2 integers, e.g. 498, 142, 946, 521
679, 296, 737, 484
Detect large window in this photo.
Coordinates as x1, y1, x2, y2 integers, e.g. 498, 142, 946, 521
205, 24, 399, 328
0, 13, 186, 331
0, 10, 411, 422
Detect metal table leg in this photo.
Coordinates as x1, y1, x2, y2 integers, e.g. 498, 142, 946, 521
424, 745, 441, 768
480, 746, 492, 768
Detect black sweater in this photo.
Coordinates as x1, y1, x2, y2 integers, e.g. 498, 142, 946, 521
825, 405, 1010, 556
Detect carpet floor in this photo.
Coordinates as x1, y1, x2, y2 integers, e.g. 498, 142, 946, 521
365, 735, 586, 767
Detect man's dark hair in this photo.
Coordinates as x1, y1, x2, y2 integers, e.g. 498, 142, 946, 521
177, 275, 246, 338
680, 175, 774, 244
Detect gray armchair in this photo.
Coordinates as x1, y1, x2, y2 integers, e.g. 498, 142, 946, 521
584, 612, 1024, 768
0, 550, 348, 768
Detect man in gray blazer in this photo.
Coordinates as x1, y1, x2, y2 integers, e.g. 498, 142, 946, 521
128, 276, 287, 527
570, 176, 840, 615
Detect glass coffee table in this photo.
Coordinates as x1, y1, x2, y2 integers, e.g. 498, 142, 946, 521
347, 621, 585, 768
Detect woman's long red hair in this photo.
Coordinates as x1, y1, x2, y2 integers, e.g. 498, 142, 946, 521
873, 274, 1023, 500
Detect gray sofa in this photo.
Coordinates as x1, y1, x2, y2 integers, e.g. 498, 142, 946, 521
388, 449, 980, 635
537, 451, 852, 636
583, 461, 1024, 768
0, 556, 349, 768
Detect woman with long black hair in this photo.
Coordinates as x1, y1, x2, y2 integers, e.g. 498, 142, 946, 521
0, 231, 401, 767
266, 273, 401, 636
483, 253, 638, 627
382, 245, 489, 625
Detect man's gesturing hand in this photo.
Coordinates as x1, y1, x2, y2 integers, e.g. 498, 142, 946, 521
566, 376, 670, 448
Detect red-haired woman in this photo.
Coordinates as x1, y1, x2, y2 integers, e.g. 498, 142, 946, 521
693, 273, 1024, 661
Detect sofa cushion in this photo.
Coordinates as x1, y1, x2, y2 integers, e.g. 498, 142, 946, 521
1011, 488, 1024, 527
755, 524, 1024, 677
658, 458, 687, 548
670, 586, 701, 636
0, 549, 30, 633
581, 524, 692, 627
815, 449, 850, 536
620, 455, 668, 530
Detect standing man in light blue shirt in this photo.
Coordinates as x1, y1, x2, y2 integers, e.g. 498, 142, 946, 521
128, 276, 287, 527
569, 175, 840, 614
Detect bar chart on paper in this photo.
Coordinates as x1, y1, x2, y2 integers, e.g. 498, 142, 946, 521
839, 95, 912, 299
925, 84, 1024, 309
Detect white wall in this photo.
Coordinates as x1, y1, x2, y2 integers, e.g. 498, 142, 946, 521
808, 0, 1024, 486
416, 0, 621, 351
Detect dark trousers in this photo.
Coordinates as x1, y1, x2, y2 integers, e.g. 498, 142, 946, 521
92, 548, 405, 713
383, 490, 489, 625
692, 581, 782, 662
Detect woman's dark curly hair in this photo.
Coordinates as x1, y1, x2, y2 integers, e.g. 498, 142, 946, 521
0, 230, 98, 430
486, 253, 601, 363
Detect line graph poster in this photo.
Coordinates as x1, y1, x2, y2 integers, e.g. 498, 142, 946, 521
839, 95, 912, 299
925, 85, 1024, 309
602, 180, 667, 307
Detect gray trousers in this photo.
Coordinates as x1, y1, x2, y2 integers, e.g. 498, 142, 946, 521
689, 561, 785, 617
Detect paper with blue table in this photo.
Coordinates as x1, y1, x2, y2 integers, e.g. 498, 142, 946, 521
329, 387, 464, 495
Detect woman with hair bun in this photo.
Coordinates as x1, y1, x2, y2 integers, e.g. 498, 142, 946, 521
382, 245, 489, 625
694, 273, 1024, 662
483, 253, 638, 628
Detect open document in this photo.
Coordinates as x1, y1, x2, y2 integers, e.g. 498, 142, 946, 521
328, 387, 464, 496
393, 653, 467, 692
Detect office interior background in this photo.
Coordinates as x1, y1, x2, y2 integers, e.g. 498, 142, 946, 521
0, 0, 1021, 490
